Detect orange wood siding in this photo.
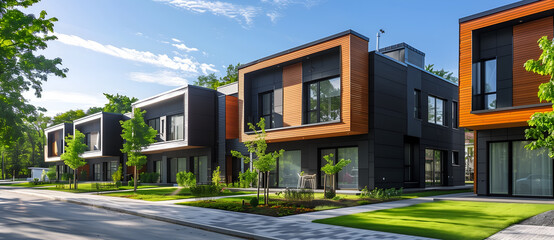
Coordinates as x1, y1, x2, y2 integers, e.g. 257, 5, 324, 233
239, 34, 369, 143
282, 62, 303, 127
459, 0, 554, 130
225, 95, 239, 139
513, 16, 553, 106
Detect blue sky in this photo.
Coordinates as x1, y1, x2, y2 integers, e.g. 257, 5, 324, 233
25, 0, 520, 116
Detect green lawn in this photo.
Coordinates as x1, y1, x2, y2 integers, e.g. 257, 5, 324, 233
40, 183, 161, 193
465, 181, 474, 184
2, 182, 58, 187
401, 189, 472, 198
102, 187, 255, 201
314, 200, 554, 240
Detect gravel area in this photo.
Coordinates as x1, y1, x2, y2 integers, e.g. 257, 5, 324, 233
520, 210, 554, 226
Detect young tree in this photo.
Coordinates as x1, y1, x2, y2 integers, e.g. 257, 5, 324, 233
120, 108, 157, 192
231, 118, 284, 205
0, 0, 67, 148
321, 153, 351, 199
524, 36, 554, 156
60, 130, 87, 190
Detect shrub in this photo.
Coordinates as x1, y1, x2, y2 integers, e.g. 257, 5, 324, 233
190, 184, 221, 196
61, 173, 71, 181
46, 166, 57, 182
250, 197, 259, 207
139, 172, 160, 183
31, 178, 41, 185
176, 171, 196, 187
239, 169, 257, 188
128, 177, 136, 186
115, 181, 122, 188
360, 186, 403, 200
324, 190, 336, 199
284, 188, 314, 201
212, 166, 221, 186
112, 164, 122, 184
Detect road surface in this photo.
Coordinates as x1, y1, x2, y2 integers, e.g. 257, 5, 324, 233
0, 187, 241, 240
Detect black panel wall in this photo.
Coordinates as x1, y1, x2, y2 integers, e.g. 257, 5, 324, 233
187, 86, 217, 147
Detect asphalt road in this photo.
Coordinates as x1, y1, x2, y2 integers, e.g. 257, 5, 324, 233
0, 187, 242, 240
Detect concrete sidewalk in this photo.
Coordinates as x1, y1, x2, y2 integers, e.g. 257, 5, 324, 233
6, 187, 433, 240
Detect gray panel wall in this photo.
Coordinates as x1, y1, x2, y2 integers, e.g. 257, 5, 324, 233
187, 86, 217, 147
244, 67, 283, 127
142, 96, 184, 120
302, 47, 340, 82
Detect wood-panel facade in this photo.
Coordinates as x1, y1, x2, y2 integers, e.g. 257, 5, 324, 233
513, 16, 553, 106
459, 0, 554, 130
225, 95, 239, 139
239, 33, 369, 143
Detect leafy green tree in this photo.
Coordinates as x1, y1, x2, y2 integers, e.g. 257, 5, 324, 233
231, 118, 284, 205
112, 164, 122, 185
60, 130, 87, 189
194, 63, 240, 89
120, 108, 157, 192
52, 109, 87, 125
321, 153, 351, 199
425, 64, 458, 84
86, 107, 103, 115
0, 0, 67, 148
212, 166, 221, 186
103, 93, 138, 114
524, 36, 554, 156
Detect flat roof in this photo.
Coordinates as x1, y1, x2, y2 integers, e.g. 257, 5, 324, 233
459, 0, 541, 23
238, 30, 369, 70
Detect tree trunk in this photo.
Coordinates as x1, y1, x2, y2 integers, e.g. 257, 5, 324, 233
332, 174, 335, 194
256, 169, 261, 201
323, 174, 327, 198
74, 170, 77, 190
266, 171, 270, 205
134, 166, 138, 193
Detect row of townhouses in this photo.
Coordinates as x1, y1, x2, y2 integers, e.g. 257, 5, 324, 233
43, 0, 554, 198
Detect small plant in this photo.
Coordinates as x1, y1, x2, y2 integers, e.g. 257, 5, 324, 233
284, 188, 314, 201
359, 186, 403, 200
128, 177, 135, 187
324, 190, 336, 199
212, 166, 221, 186
46, 166, 57, 182
31, 178, 41, 185
321, 153, 351, 199
61, 173, 71, 181
112, 164, 122, 184
176, 171, 196, 187
250, 197, 259, 207
332, 195, 343, 201
238, 169, 257, 188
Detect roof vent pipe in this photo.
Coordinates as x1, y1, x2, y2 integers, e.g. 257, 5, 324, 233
376, 29, 385, 52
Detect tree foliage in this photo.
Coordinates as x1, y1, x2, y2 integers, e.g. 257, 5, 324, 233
194, 63, 240, 89
0, 0, 67, 147
103, 93, 138, 114
321, 153, 351, 199
231, 118, 284, 205
524, 36, 554, 157
60, 130, 87, 189
120, 108, 157, 192
425, 64, 458, 84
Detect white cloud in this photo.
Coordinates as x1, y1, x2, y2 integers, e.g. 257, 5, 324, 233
129, 71, 189, 86
156, 0, 260, 26
261, 0, 318, 8
171, 38, 182, 42
55, 33, 217, 74
200, 63, 218, 75
135, 32, 144, 36
266, 11, 280, 23
172, 43, 199, 52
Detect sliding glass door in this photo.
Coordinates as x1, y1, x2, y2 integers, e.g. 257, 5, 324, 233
319, 147, 358, 189
489, 142, 509, 194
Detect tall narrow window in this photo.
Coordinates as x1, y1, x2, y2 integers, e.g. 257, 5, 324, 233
148, 118, 160, 134
428, 96, 445, 126
259, 91, 274, 128
169, 114, 184, 140
473, 59, 497, 110
452, 102, 458, 129
305, 77, 341, 124
86, 132, 100, 151
414, 90, 421, 119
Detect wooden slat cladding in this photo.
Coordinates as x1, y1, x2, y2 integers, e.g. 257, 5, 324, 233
513, 16, 553, 106
239, 34, 369, 143
459, 0, 554, 130
225, 96, 239, 139
349, 36, 369, 133
282, 62, 302, 127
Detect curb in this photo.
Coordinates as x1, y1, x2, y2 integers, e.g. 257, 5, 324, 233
11, 190, 278, 240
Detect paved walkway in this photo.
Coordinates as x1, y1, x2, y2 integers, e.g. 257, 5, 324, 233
5, 186, 433, 240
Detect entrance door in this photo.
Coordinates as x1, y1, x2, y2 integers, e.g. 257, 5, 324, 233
154, 160, 161, 183
425, 149, 443, 186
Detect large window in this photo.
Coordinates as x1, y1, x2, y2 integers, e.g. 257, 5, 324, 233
474, 59, 497, 110
86, 132, 100, 151
94, 163, 102, 181
278, 150, 301, 188
513, 141, 552, 197
489, 142, 509, 194
414, 89, 421, 119
107, 161, 118, 181
404, 143, 416, 182
193, 156, 209, 184
170, 157, 187, 183
259, 91, 274, 128
319, 147, 358, 189
428, 96, 445, 126
306, 77, 341, 124
168, 114, 184, 140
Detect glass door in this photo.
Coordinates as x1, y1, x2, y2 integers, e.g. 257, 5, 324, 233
425, 149, 443, 186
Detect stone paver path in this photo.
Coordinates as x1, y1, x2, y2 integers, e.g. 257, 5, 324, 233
487, 225, 554, 240
5, 187, 433, 240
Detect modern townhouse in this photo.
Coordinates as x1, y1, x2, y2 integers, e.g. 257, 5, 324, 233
460, 0, 554, 198
44, 122, 73, 179
72, 112, 127, 181
237, 30, 465, 190
132, 85, 220, 185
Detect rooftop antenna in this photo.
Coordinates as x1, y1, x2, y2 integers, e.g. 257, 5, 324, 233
376, 29, 385, 52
